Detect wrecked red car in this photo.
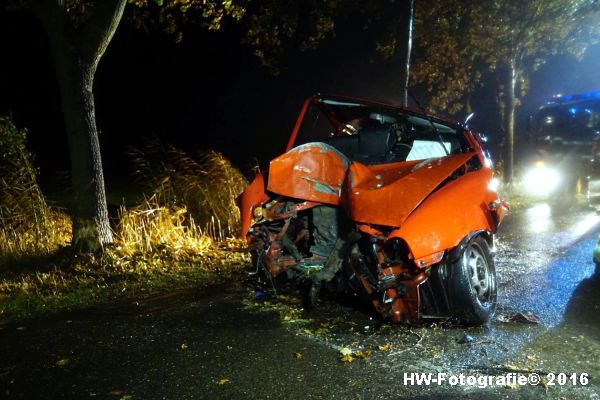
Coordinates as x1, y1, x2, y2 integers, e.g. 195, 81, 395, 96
237, 95, 508, 325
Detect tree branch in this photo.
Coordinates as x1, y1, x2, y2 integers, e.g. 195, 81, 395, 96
77, 0, 127, 68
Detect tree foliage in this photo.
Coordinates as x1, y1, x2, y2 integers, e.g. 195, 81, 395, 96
412, 0, 600, 115
128, 0, 246, 42
243, 0, 415, 76
7, 1, 247, 38
243, 0, 341, 74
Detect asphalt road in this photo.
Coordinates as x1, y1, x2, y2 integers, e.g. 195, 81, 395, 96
1, 203, 600, 399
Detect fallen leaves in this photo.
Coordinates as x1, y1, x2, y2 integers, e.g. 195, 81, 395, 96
292, 352, 302, 359
180, 343, 188, 350
339, 347, 375, 362
108, 389, 133, 399
56, 358, 69, 367
340, 354, 355, 363
218, 378, 230, 385
339, 347, 353, 356
377, 344, 391, 352
243, 292, 307, 324
339, 347, 355, 362
354, 350, 373, 359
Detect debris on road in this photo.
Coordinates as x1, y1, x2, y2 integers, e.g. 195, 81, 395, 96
508, 311, 540, 324
495, 311, 540, 324
457, 333, 474, 344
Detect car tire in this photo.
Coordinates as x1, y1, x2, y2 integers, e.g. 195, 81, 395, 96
448, 236, 497, 325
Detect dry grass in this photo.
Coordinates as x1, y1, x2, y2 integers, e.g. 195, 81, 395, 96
129, 139, 248, 239
114, 195, 213, 257
0, 116, 71, 267
0, 127, 251, 322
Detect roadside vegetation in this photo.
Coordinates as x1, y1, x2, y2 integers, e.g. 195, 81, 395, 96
0, 116, 250, 322
0, 116, 72, 266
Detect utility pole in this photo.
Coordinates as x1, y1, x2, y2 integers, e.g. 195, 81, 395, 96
403, 0, 414, 107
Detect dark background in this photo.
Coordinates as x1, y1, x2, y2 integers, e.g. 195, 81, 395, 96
2, 7, 599, 189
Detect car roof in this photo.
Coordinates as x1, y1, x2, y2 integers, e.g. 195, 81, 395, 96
313, 94, 463, 129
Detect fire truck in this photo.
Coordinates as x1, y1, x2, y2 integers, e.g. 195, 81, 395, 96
524, 90, 600, 204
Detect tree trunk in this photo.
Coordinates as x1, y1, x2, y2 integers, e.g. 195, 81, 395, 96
35, 0, 126, 252
503, 61, 517, 184
56, 56, 113, 252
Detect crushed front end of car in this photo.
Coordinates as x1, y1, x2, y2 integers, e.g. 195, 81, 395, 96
237, 95, 508, 325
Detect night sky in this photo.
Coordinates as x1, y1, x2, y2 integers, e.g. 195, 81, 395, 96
1, 6, 599, 188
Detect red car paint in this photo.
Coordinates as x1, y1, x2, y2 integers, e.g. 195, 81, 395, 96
237, 95, 508, 325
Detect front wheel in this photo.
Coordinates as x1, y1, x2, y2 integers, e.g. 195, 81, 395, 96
448, 236, 497, 325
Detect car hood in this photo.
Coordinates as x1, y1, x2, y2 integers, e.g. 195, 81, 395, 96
267, 142, 477, 227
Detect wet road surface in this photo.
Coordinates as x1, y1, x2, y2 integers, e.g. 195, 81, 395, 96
1, 204, 600, 399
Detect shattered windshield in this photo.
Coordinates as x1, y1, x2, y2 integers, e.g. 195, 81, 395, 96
294, 97, 467, 164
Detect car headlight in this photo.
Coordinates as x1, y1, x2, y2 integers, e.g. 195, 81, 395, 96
523, 162, 561, 196
488, 177, 500, 192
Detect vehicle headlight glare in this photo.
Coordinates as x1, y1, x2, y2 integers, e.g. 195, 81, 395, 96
488, 177, 500, 192
523, 166, 561, 196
